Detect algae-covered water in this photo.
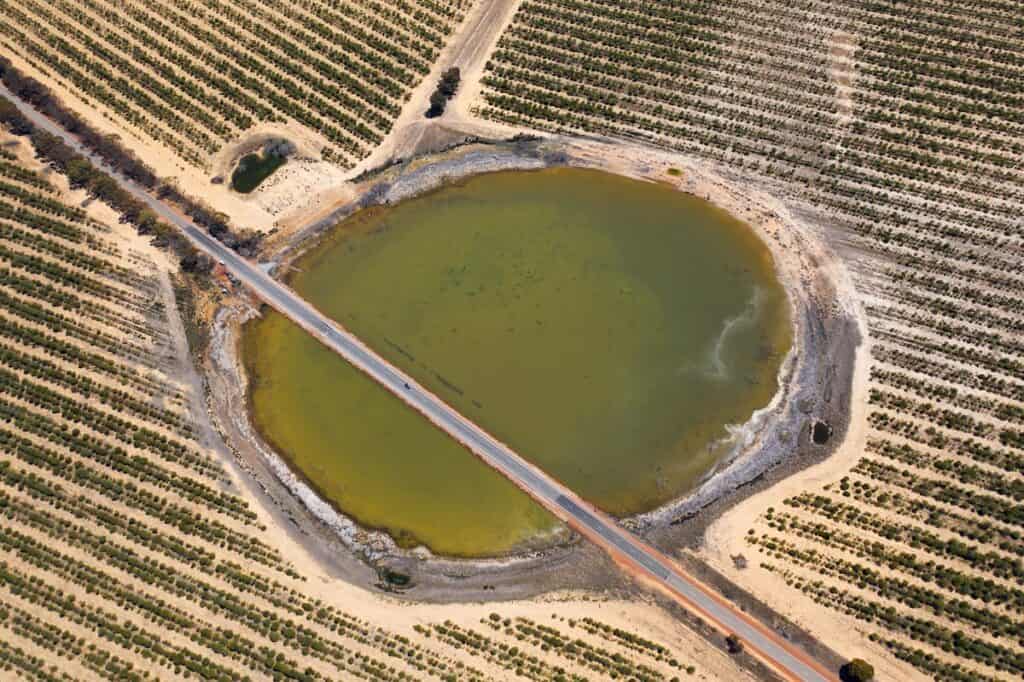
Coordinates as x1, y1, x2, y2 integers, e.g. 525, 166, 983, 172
231, 152, 285, 193
244, 168, 791, 556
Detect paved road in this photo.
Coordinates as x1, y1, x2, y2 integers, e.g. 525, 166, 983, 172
3, 86, 834, 682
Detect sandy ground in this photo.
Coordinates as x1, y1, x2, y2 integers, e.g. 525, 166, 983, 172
827, 31, 857, 124
192, 134, 864, 682
347, 0, 523, 178
209, 129, 861, 629
239, 0, 525, 247
447, 0, 524, 121
697, 319, 919, 677
562, 138, 863, 533
7, 34, 865, 673
0, 134, 758, 682
696, 327, 859, 529
205, 121, 366, 235
3, 7, 875, 675
160, 0, 523, 244
0, 52, 298, 232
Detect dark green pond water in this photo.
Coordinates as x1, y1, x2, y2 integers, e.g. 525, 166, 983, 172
231, 153, 285, 193
244, 168, 790, 556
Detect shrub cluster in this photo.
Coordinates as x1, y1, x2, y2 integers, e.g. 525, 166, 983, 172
426, 67, 461, 118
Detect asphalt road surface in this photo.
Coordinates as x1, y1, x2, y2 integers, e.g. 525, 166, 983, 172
3, 85, 835, 681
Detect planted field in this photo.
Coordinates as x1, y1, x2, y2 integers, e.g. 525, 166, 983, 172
0, 140, 456, 679
475, 0, 1024, 677
2, 0, 1021, 675
0, 0, 470, 169
0, 133, 747, 680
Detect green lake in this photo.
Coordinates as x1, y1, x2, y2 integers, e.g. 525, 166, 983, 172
243, 168, 791, 556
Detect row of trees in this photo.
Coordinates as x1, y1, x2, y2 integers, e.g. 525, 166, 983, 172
426, 67, 461, 118
1, 57, 155, 186
2, 0, 471, 168
477, 1, 1022, 679
0, 150, 503, 676
0, 57, 260, 265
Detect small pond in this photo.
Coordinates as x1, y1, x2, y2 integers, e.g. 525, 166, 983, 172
231, 152, 285, 193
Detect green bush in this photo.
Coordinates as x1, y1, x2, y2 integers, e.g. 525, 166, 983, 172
841, 659, 875, 682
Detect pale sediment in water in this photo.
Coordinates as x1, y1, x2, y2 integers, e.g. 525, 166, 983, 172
707, 287, 764, 380
243, 167, 792, 556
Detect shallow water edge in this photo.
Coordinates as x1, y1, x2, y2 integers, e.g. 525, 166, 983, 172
209, 136, 858, 580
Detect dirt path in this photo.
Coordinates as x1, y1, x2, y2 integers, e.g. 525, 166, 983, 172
446, 0, 523, 118
349, 0, 523, 175
827, 31, 857, 124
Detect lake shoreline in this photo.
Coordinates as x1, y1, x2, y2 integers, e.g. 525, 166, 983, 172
250, 165, 792, 552
206, 135, 863, 601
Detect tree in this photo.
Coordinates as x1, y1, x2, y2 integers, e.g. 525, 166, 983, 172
0, 99, 33, 135
725, 634, 743, 654
86, 174, 120, 202
425, 66, 461, 118
65, 158, 94, 189
438, 67, 461, 98
136, 210, 159, 235
427, 91, 448, 118
841, 659, 875, 682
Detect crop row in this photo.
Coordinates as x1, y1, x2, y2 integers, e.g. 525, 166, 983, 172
475, 0, 1024, 676
2, 0, 470, 168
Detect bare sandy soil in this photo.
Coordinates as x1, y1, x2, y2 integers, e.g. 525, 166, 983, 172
170, 0, 522, 245
1, 51, 290, 232
194, 225, 756, 682
349, 0, 523, 177
579, 141, 909, 676
191, 134, 865, 682
211, 0, 527, 250
699, 324, 915, 676
442, 3, 1024, 678
11, 15, 867, 668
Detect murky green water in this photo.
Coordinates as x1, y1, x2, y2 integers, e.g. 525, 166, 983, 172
231, 152, 285, 193
244, 168, 790, 556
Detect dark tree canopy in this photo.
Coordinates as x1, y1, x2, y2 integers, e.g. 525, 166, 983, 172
725, 634, 744, 654
0, 57, 259, 260
841, 659, 875, 682
426, 66, 462, 118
